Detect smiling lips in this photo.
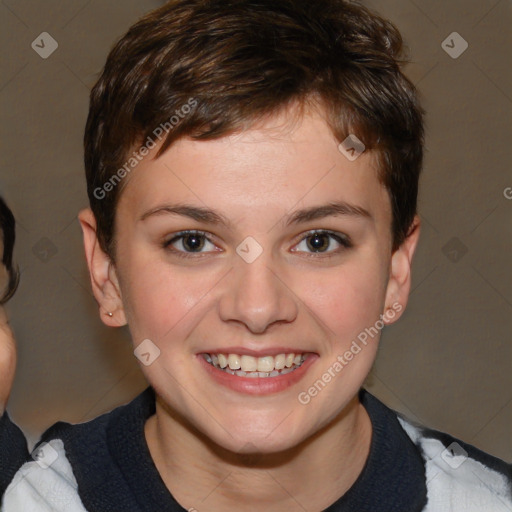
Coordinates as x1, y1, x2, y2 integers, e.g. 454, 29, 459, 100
203, 352, 307, 378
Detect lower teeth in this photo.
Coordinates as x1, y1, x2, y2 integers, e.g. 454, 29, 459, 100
220, 366, 299, 377
205, 356, 304, 378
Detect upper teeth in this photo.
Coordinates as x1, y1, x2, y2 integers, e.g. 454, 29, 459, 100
205, 353, 304, 373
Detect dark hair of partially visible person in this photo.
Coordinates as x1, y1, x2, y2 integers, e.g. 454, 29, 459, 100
84, 0, 424, 259
0, 197, 19, 304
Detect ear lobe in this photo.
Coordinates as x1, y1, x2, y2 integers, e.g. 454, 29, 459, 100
78, 208, 126, 327
383, 216, 421, 325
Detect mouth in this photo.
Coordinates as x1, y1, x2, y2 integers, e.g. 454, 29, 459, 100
202, 352, 307, 378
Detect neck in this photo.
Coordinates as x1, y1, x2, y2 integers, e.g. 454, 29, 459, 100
145, 392, 372, 512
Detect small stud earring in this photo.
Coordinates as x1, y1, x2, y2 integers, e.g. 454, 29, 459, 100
106, 311, 113, 317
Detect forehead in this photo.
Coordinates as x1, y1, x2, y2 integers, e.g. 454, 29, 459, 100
118, 107, 391, 229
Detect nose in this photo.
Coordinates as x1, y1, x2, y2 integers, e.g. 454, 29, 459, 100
218, 253, 298, 334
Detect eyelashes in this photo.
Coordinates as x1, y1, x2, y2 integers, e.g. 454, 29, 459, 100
162, 229, 353, 259
291, 230, 352, 254
163, 230, 217, 258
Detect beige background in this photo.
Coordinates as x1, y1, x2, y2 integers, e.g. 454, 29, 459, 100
1, 0, 511, 459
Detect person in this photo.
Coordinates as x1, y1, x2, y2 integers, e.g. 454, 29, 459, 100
0, 198, 19, 307
0, 196, 19, 413
0, 197, 27, 497
1, 0, 511, 510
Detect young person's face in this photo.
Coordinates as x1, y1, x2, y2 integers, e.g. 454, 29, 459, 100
81, 106, 419, 454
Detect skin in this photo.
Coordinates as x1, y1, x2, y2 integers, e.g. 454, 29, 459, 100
0, 239, 16, 415
80, 105, 420, 512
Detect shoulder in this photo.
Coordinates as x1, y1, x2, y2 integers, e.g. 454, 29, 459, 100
2, 437, 88, 511
2, 387, 155, 511
0, 411, 29, 497
398, 415, 512, 512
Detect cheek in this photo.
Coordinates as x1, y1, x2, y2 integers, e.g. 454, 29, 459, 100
297, 256, 388, 346
119, 256, 216, 345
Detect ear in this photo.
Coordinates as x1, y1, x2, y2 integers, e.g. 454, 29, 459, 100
78, 208, 126, 327
383, 215, 421, 325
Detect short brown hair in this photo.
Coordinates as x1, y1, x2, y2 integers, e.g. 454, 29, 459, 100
85, 0, 424, 257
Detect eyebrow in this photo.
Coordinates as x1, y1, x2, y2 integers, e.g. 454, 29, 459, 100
284, 202, 371, 226
139, 201, 371, 227
140, 204, 231, 226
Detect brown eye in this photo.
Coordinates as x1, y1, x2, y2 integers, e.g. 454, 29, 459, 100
181, 233, 206, 252
306, 233, 331, 252
163, 230, 218, 257
293, 230, 352, 255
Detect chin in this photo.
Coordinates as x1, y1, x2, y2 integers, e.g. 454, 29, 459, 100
213, 429, 307, 458
201, 409, 313, 457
